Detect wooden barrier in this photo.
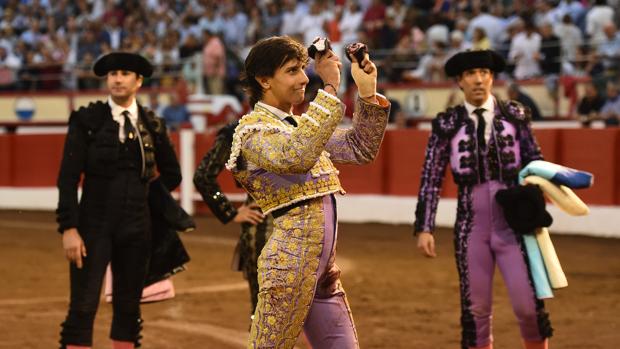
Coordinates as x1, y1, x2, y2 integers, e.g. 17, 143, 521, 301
384, 129, 430, 196
0, 135, 12, 186
559, 129, 618, 205
336, 146, 386, 194
1, 128, 618, 205
12, 134, 64, 186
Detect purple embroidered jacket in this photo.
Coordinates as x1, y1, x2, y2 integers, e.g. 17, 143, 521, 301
414, 99, 543, 233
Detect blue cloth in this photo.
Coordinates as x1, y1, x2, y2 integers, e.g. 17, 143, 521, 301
524, 235, 554, 299
519, 160, 593, 189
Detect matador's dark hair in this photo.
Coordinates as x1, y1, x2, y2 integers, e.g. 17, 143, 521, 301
240, 36, 308, 108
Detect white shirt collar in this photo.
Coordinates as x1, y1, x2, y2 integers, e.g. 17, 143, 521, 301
108, 96, 138, 141
255, 101, 292, 120
464, 94, 495, 117
464, 94, 495, 142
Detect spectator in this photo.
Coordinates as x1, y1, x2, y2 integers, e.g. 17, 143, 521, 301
221, 2, 248, 53
20, 18, 42, 47
534, 0, 562, 28
472, 27, 491, 50
447, 30, 470, 57
381, 33, 417, 82
262, 1, 282, 38
467, 4, 504, 49
600, 81, 620, 126
179, 33, 202, 59
555, 0, 586, 27
339, 1, 363, 45
509, 18, 542, 79
102, 16, 125, 50
554, 14, 583, 71
75, 51, 99, 90
586, 0, 615, 45
540, 21, 561, 115
362, 0, 386, 48
377, 13, 400, 50
161, 93, 190, 131
280, 0, 306, 38
577, 81, 606, 126
199, 5, 224, 36
498, 18, 524, 76
202, 29, 226, 95
177, 15, 201, 45
141, 31, 159, 66
0, 44, 21, 91
298, 1, 330, 46
507, 83, 543, 120
573, 43, 605, 77
596, 22, 620, 77
245, 7, 263, 45
324, 6, 342, 46
386, 0, 407, 30
403, 40, 449, 82
426, 13, 450, 48
77, 30, 102, 62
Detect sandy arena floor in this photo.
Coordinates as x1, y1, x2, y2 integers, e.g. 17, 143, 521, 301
0, 210, 618, 349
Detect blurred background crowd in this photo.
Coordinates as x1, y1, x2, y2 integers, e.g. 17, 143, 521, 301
0, 0, 619, 126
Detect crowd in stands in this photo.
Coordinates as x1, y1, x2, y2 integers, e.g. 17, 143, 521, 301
0, 0, 619, 124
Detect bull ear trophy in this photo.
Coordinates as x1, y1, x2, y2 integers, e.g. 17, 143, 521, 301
307, 37, 332, 60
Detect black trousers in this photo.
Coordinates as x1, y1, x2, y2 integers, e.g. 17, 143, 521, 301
60, 170, 151, 347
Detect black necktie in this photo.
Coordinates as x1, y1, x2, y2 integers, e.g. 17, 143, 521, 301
473, 108, 486, 149
284, 116, 298, 127
122, 110, 136, 140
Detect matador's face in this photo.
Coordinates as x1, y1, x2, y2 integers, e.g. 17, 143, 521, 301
261, 59, 309, 110
106, 70, 143, 102
457, 68, 493, 107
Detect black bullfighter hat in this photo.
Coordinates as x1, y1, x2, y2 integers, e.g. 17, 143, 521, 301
93, 52, 154, 78
444, 49, 506, 77
495, 184, 553, 235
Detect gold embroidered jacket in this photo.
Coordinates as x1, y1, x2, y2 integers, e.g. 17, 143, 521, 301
226, 89, 390, 214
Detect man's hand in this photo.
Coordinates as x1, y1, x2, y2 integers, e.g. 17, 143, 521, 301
351, 53, 378, 101
63, 228, 87, 268
416, 231, 436, 258
315, 49, 342, 95
233, 203, 265, 225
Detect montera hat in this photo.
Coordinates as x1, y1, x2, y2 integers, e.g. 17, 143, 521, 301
495, 184, 553, 235
93, 52, 154, 78
444, 49, 506, 77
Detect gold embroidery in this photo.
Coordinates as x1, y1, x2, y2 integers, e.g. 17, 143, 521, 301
229, 96, 347, 214
249, 199, 325, 348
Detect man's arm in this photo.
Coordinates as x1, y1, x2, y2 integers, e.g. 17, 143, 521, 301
194, 129, 239, 224
56, 111, 88, 233
326, 95, 390, 164
238, 89, 344, 174
152, 117, 182, 190
413, 123, 451, 234
326, 53, 390, 164
56, 111, 88, 267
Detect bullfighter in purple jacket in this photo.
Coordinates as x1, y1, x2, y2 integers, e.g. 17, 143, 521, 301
414, 50, 552, 349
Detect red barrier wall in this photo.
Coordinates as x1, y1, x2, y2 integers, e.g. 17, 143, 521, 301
336, 146, 386, 194
0, 135, 12, 186
2, 129, 618, 206
12, 134, 65, 186
533, 129, 560, 163
559, 129, 618, 205
384, 129, 430, 196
